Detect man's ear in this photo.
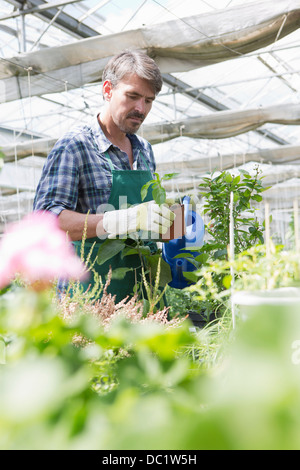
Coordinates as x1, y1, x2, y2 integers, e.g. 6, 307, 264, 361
102, 80, 113, 101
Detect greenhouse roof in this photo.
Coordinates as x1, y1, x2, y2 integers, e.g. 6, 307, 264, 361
0, 0, 300, 238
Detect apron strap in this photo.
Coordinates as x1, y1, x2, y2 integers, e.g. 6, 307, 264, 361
104, 152, 115, 172
104, 151, 152, 173
138, 150, 152, 174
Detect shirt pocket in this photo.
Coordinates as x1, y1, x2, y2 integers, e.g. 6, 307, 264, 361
79, 162, 112, 190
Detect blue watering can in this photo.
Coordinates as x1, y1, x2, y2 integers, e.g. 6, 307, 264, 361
162, 196, 205, 289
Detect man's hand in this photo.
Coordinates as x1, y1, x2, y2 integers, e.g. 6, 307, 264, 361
103, 200, 175, 239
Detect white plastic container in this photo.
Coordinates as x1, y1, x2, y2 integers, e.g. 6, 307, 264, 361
232, 287, 300, 320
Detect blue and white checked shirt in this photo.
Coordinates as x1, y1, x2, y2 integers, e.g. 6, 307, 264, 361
33, 114, 156, 216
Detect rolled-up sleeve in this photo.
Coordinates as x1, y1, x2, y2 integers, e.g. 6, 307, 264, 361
33, 136, 80, 217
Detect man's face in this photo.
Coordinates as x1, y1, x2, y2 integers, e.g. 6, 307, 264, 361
103, 73, 156, 134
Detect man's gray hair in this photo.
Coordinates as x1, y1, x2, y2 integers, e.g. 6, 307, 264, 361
102, 50, 163, 96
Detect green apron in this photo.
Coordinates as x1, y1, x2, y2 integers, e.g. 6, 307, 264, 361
73, 151, 155, 303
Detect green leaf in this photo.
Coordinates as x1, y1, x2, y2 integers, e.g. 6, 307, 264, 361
0, 285, 11, 296
161, 173, 179, 181
181, 246, 204, 252
233, 192, 240, 203
97, 238, 126, 265
224, 173, 233, 183
214, 249, 228, 260
232, 175, 241, 185
182, 271, 199, 283
152, 185, 166, 205
109, 267, 133, 280
141, 181, 153, 201
123, 246, 151, 257
222, 275, 232, 289
194, 253, 209, 264
142, 298, 150, 315
146, 254, 172, 286
173, 253, 195, 260
252, 194, 263, 202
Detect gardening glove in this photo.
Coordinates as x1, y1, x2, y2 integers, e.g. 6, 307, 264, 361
103, 200, 175, 239
165, 197, 176, 206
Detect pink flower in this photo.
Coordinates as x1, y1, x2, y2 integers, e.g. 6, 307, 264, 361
0, 211, 87, 289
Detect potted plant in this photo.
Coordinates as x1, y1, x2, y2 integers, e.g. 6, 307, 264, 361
180, 167, 270, 325
230, 242, 300, 320
140, 172, 185, 241
199, 166, 268, 260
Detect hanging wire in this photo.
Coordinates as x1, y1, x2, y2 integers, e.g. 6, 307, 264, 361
26, 65, 39, 211
13, 129, 21, 221
27, 67, 35, 158
241, 14, 291, 110
0, 189, 6, 238
0, 56, 101, 102
29, 7, 65, 52
151, 0, 247, 59
121, 0, 148, 31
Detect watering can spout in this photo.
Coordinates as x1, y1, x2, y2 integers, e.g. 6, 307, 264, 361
162, 196, 205, 289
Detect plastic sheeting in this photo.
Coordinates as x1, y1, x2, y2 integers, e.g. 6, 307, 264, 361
2, 102, 300, 161
0, 156, 43, 191
2, 149, 300, 194
156, 143, 300, 175
2, 138, 57, 162
0, 0, 300, 102
0, 156, 299, 245
141, 103, 300, 144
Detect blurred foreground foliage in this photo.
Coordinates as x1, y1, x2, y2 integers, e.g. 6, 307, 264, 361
1, 285, 300, 450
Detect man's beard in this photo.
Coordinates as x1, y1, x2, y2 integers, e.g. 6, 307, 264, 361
121, 111, 146, 134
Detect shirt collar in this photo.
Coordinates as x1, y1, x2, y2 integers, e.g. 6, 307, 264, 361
90, 114, 112, 153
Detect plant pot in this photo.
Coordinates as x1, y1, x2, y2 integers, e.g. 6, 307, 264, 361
161, 204, 186, 242
187, 311, 207, 329
232, 288, 300, 320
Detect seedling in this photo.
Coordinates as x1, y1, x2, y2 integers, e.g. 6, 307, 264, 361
141, 172, 179, 205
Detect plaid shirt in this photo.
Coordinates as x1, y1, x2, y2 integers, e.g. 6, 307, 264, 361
33, 115, 156, 216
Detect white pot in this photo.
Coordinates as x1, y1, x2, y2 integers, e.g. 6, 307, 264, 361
232, 287, 300, 320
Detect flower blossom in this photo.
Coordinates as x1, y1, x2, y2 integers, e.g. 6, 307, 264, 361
0, 211, 87, 289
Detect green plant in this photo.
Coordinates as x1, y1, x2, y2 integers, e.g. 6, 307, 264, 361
166, 286, 204, 318
170, 168, 271, 322
93, 174, 180, 308
200, 167, 268, 260
63, 214, 104, 305
3, 277, 300, 449
97, 236, 172, 313
3, 208, 300, 449
186, 241, 300, 317
141, 172, 179, 205
0, 284, 206, 450
230, 242, 300, 292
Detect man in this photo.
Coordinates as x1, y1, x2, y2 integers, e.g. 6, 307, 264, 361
33, 50, 175, 302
